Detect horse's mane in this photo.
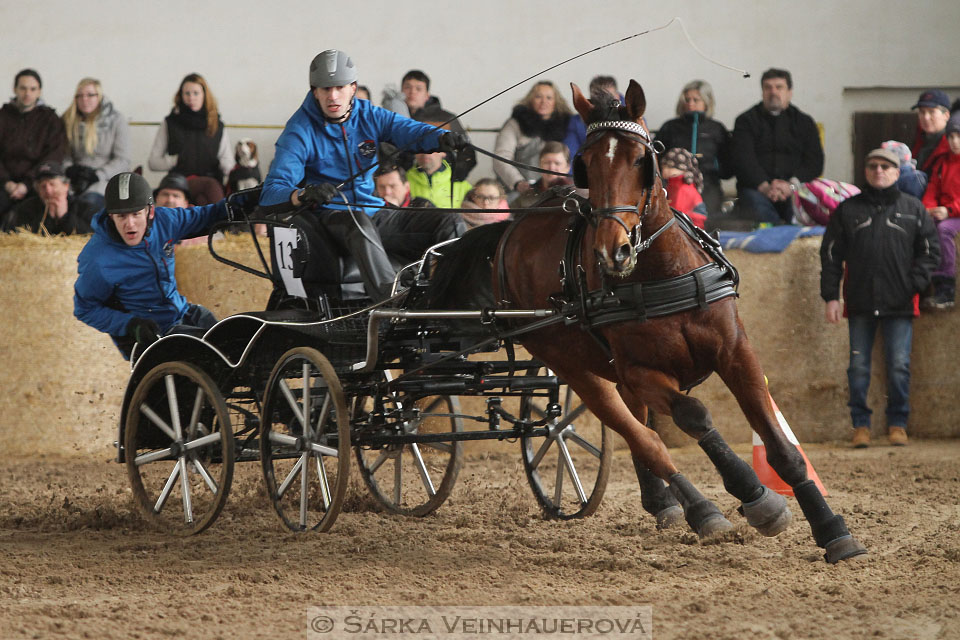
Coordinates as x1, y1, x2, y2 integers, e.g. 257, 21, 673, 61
420, 221, 509, 310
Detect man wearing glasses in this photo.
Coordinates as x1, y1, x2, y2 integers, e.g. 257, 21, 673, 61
820, 148, 939, 448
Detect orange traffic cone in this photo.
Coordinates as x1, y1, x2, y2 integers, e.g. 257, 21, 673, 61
752, 389, 828, 497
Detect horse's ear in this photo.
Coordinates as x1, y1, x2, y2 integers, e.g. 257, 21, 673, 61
571, 83, 593, 122
624, 80, 646, 122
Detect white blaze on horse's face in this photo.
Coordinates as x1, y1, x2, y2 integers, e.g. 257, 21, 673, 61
606, 138, 618, 163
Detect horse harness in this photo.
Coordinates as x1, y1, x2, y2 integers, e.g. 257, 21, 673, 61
572, 119, 677, 260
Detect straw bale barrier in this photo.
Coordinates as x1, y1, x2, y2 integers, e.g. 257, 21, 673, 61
1, 232, 957, 458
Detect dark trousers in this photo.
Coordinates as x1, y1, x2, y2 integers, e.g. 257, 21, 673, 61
373, 207, 465, 263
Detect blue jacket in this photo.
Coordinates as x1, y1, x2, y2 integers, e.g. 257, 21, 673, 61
74, 202, 228, 349
259, 95, 445, 214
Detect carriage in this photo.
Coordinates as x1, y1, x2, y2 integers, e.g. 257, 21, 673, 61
116, 186, 612, 535
116, 79, 866, 562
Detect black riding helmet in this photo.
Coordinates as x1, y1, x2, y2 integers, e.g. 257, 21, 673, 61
105, 172, 154, 215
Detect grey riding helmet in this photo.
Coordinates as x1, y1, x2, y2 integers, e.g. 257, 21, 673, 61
309, 50, 357, 88
105, 172, 154, 214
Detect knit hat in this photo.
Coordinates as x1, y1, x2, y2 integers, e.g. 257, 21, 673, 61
880, 140, 914, 168
946, 113, 960, 135
911, 89, 950, 111
661, 147, 703, 192
153, 172, 191, 201
865, 148, 900, 168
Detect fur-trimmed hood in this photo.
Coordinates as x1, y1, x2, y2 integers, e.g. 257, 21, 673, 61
510, 105, 569, 142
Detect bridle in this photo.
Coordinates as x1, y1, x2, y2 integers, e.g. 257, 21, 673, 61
580, 119, 675, 258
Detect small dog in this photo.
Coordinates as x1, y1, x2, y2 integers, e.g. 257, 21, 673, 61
228, 138, 262, 193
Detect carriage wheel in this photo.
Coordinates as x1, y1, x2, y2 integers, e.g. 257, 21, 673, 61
519, 383, 612, 519
125, 361, 234, 535
260, 347, 350, 532
355, 394, 464, 517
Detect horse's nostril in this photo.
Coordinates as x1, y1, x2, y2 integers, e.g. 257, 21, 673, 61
615, 243, 632, 265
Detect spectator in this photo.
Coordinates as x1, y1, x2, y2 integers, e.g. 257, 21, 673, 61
1, 162, 95, 235
61, 78, 131, 212
373, 164, 431, 208
153, 172, 191, 208
258, 50, 468, 300
820, 148, 939, 448
660, 148, 707, 228
407, 150, 471, 208
148, 73, 232, 205
655, 80, 733, 217
920, 113, 960, 310
731, 68, 824, 224
461, 178, 510, 229
564, 76, 622, 159
510, 141, 573, 208
494, 80, 572, 197
910, 89, 952, 184
74, 172, 227, 359
382, 70, 477, 182
0, 69, 67, 219
882, 140, 927, 199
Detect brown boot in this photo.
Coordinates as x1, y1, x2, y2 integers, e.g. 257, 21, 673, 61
851, 427, 871, 448
888, 426, 908, 446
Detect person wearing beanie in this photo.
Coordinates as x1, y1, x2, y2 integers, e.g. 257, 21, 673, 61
820, 148, 940, 448
660, 147, 707, 228
920, 113, 960, 309
882, 139, 927, 198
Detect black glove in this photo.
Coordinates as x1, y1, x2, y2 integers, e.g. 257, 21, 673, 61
65, 165, 100, 194
126, 317, 161, 348
299, 183, 340, 206
437, 131, 469, 155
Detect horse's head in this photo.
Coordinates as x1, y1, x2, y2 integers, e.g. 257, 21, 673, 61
571, 80, 662, 277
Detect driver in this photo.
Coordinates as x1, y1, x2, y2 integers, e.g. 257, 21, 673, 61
259, 49, 467, 301
73, 172, 228, 359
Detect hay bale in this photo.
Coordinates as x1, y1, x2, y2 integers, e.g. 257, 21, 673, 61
1, 233, 957, 460
174, 233, 273, 317
0, 233, 127, 458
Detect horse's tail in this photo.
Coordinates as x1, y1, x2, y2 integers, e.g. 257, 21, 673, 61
424, 221, 510, 310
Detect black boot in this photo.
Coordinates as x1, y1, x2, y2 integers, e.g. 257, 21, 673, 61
933, 276, 956, 310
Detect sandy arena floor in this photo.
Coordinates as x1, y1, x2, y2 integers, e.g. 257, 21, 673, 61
1, 440, 959, 640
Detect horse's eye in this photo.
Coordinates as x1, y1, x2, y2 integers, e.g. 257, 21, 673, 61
633, 156, 643, 167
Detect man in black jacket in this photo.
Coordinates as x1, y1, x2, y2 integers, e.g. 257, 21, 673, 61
732, 68, 824, 224
820, 148, 940, 448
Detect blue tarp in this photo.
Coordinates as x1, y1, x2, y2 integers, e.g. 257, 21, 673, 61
718, 225, 825, 253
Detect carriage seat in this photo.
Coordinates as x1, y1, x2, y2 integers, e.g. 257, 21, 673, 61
271, 211, 369, 301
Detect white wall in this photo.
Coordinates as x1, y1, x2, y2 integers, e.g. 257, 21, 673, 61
3, 0, 958, 188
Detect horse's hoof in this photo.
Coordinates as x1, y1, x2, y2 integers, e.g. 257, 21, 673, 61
697, 513, 734, 538
655, 505, 684, 530
742, 486, 793, 537
823, 535, 868, 564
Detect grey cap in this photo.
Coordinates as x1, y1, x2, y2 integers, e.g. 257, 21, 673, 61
865, 148, 900, 168
309, 50, 357, 88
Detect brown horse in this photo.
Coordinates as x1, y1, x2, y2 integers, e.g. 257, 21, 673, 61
426, 80, 865, 563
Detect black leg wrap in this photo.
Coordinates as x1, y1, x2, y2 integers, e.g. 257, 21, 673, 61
668, 473, 733, 537
793, 480, 842, 546
633, 456, 681, 515
633, 457, 684, 529
697, 429, 764, 503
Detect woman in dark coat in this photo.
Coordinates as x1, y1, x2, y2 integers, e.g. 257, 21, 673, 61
655, 80, 732, 217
